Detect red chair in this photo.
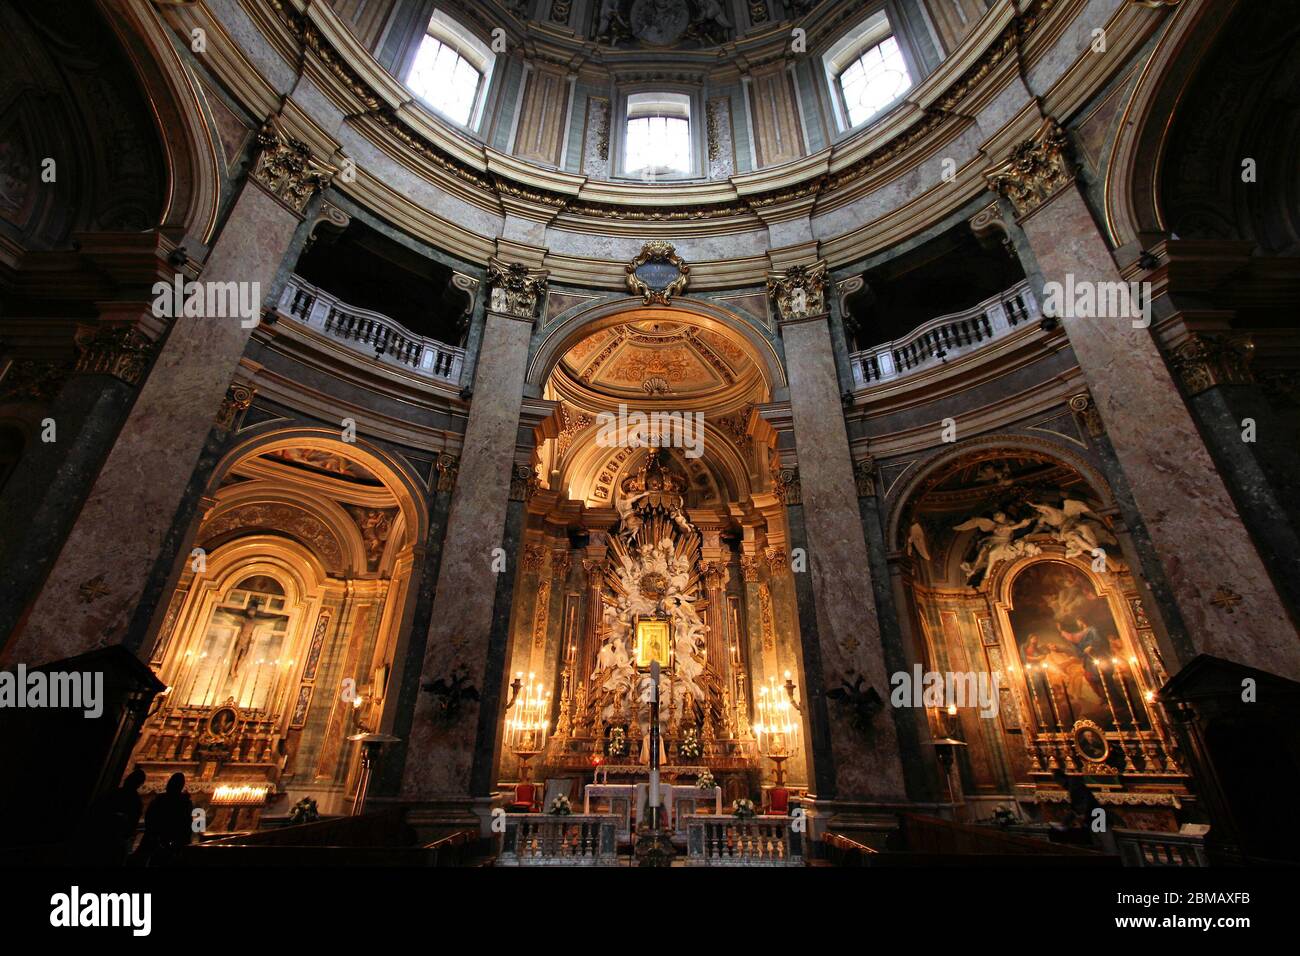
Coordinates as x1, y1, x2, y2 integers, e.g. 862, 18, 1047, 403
508, 782, 539, 813
768, 787, 790, 815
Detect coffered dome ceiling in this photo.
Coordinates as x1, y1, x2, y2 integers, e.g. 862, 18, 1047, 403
553, 319, 765, 407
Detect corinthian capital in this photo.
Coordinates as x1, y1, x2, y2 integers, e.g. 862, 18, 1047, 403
252, 116, 336, 215
486, 259, 548, 321
767, 260, 831, 323
984, 118, 1076, 218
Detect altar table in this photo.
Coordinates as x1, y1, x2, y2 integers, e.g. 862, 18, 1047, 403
583, 782, 722, 842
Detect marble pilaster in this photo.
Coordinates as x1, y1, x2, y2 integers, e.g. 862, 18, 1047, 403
986, 119, 1300, 679
3, 122, 332, 666
771, 275, 908, 802
400, 299, 539, 800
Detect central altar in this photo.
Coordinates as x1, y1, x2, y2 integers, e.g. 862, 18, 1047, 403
539, 450, 759, 790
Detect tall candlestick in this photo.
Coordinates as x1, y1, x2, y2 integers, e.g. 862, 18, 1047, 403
649, 661, 661, 827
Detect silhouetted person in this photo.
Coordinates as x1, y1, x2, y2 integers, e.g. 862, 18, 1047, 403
81, 766, 146, 866
135, 772, 193, 866
1052, 767, 1118, 854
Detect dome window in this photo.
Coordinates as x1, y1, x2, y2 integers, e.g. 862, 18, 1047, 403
622, 92, 693, 179
405, 10, 495, 128
824, 10, 914, 131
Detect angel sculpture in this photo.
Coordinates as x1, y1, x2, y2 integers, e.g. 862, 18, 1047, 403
615, 491, 645, 541
1028, 496, 1117, 561
905, 521, 931, 562
953, 510, 1039, 585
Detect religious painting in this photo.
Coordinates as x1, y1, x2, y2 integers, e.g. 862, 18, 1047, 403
1008, 561, 1130, 731
181, 576, 291, 710
634, 616, 672, 670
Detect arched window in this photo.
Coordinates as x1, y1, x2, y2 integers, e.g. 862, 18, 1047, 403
622, 92, 693, 178
405, 10, 495, 128
824, 10, 914, 131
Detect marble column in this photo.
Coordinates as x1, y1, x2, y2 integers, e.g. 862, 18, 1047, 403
853, 457, 943, 802
1166, 333, 1300, 619
374, 453, 459, 797
0, 295, 164, 645
768, 261, 908, 803
2, 117, 334, 667
400, 260, 547, 803
986, 119, 1300, 680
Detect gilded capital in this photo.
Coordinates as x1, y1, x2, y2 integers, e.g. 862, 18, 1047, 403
215, 382, 255, 432
774, 465, 802, 505
1068, 391, 1105, 438
74, 324, 153, 386
768, 261, 831, 323
252, 117, 335, 214
984, 118, 1076, 218
509, 462, 540, 501
853, 456, 876, 498
1170, 333, 1254, 395
435, 453, 459, 492
486, 259, 548, 320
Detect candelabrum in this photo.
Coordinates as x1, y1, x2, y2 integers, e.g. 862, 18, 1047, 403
755, 677, 799, 788
504, 671, 551, 782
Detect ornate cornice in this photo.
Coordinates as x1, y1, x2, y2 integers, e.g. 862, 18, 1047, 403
259, 0, 1064, 227
768, 261, 830, 323
73, 324, 153, 386
251, 116, 336, 215
1169, 333, 1254, 396
984, 117, 1076, 218
486, 259, 548, 320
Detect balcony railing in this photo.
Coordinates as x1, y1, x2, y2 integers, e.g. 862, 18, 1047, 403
1115, 829, 1209, 867
276, 275, 465, 384
848, 280, 1039, 388
495, 814, 620, 866
684, 815, 805, 866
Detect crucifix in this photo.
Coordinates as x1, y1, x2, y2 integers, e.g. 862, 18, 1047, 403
226, 597, 282, 685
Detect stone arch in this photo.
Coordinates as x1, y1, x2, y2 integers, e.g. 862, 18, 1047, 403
527, 295, 787, 394
884, 433, 1115, 554
210, 425, 429, 547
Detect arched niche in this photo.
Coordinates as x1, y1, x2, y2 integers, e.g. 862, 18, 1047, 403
528, 296, 787, 395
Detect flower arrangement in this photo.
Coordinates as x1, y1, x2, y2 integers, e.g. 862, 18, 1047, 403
288, 796, 319, 825
607, 725, 628, 757
678, 727, 702, 760
732, 798, 756, 819
549, 794, 573, 816
696, 770, 716, 791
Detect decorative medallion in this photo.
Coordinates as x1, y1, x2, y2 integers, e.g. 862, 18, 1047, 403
627, 241, 690, 305
78, 575, 110, 604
